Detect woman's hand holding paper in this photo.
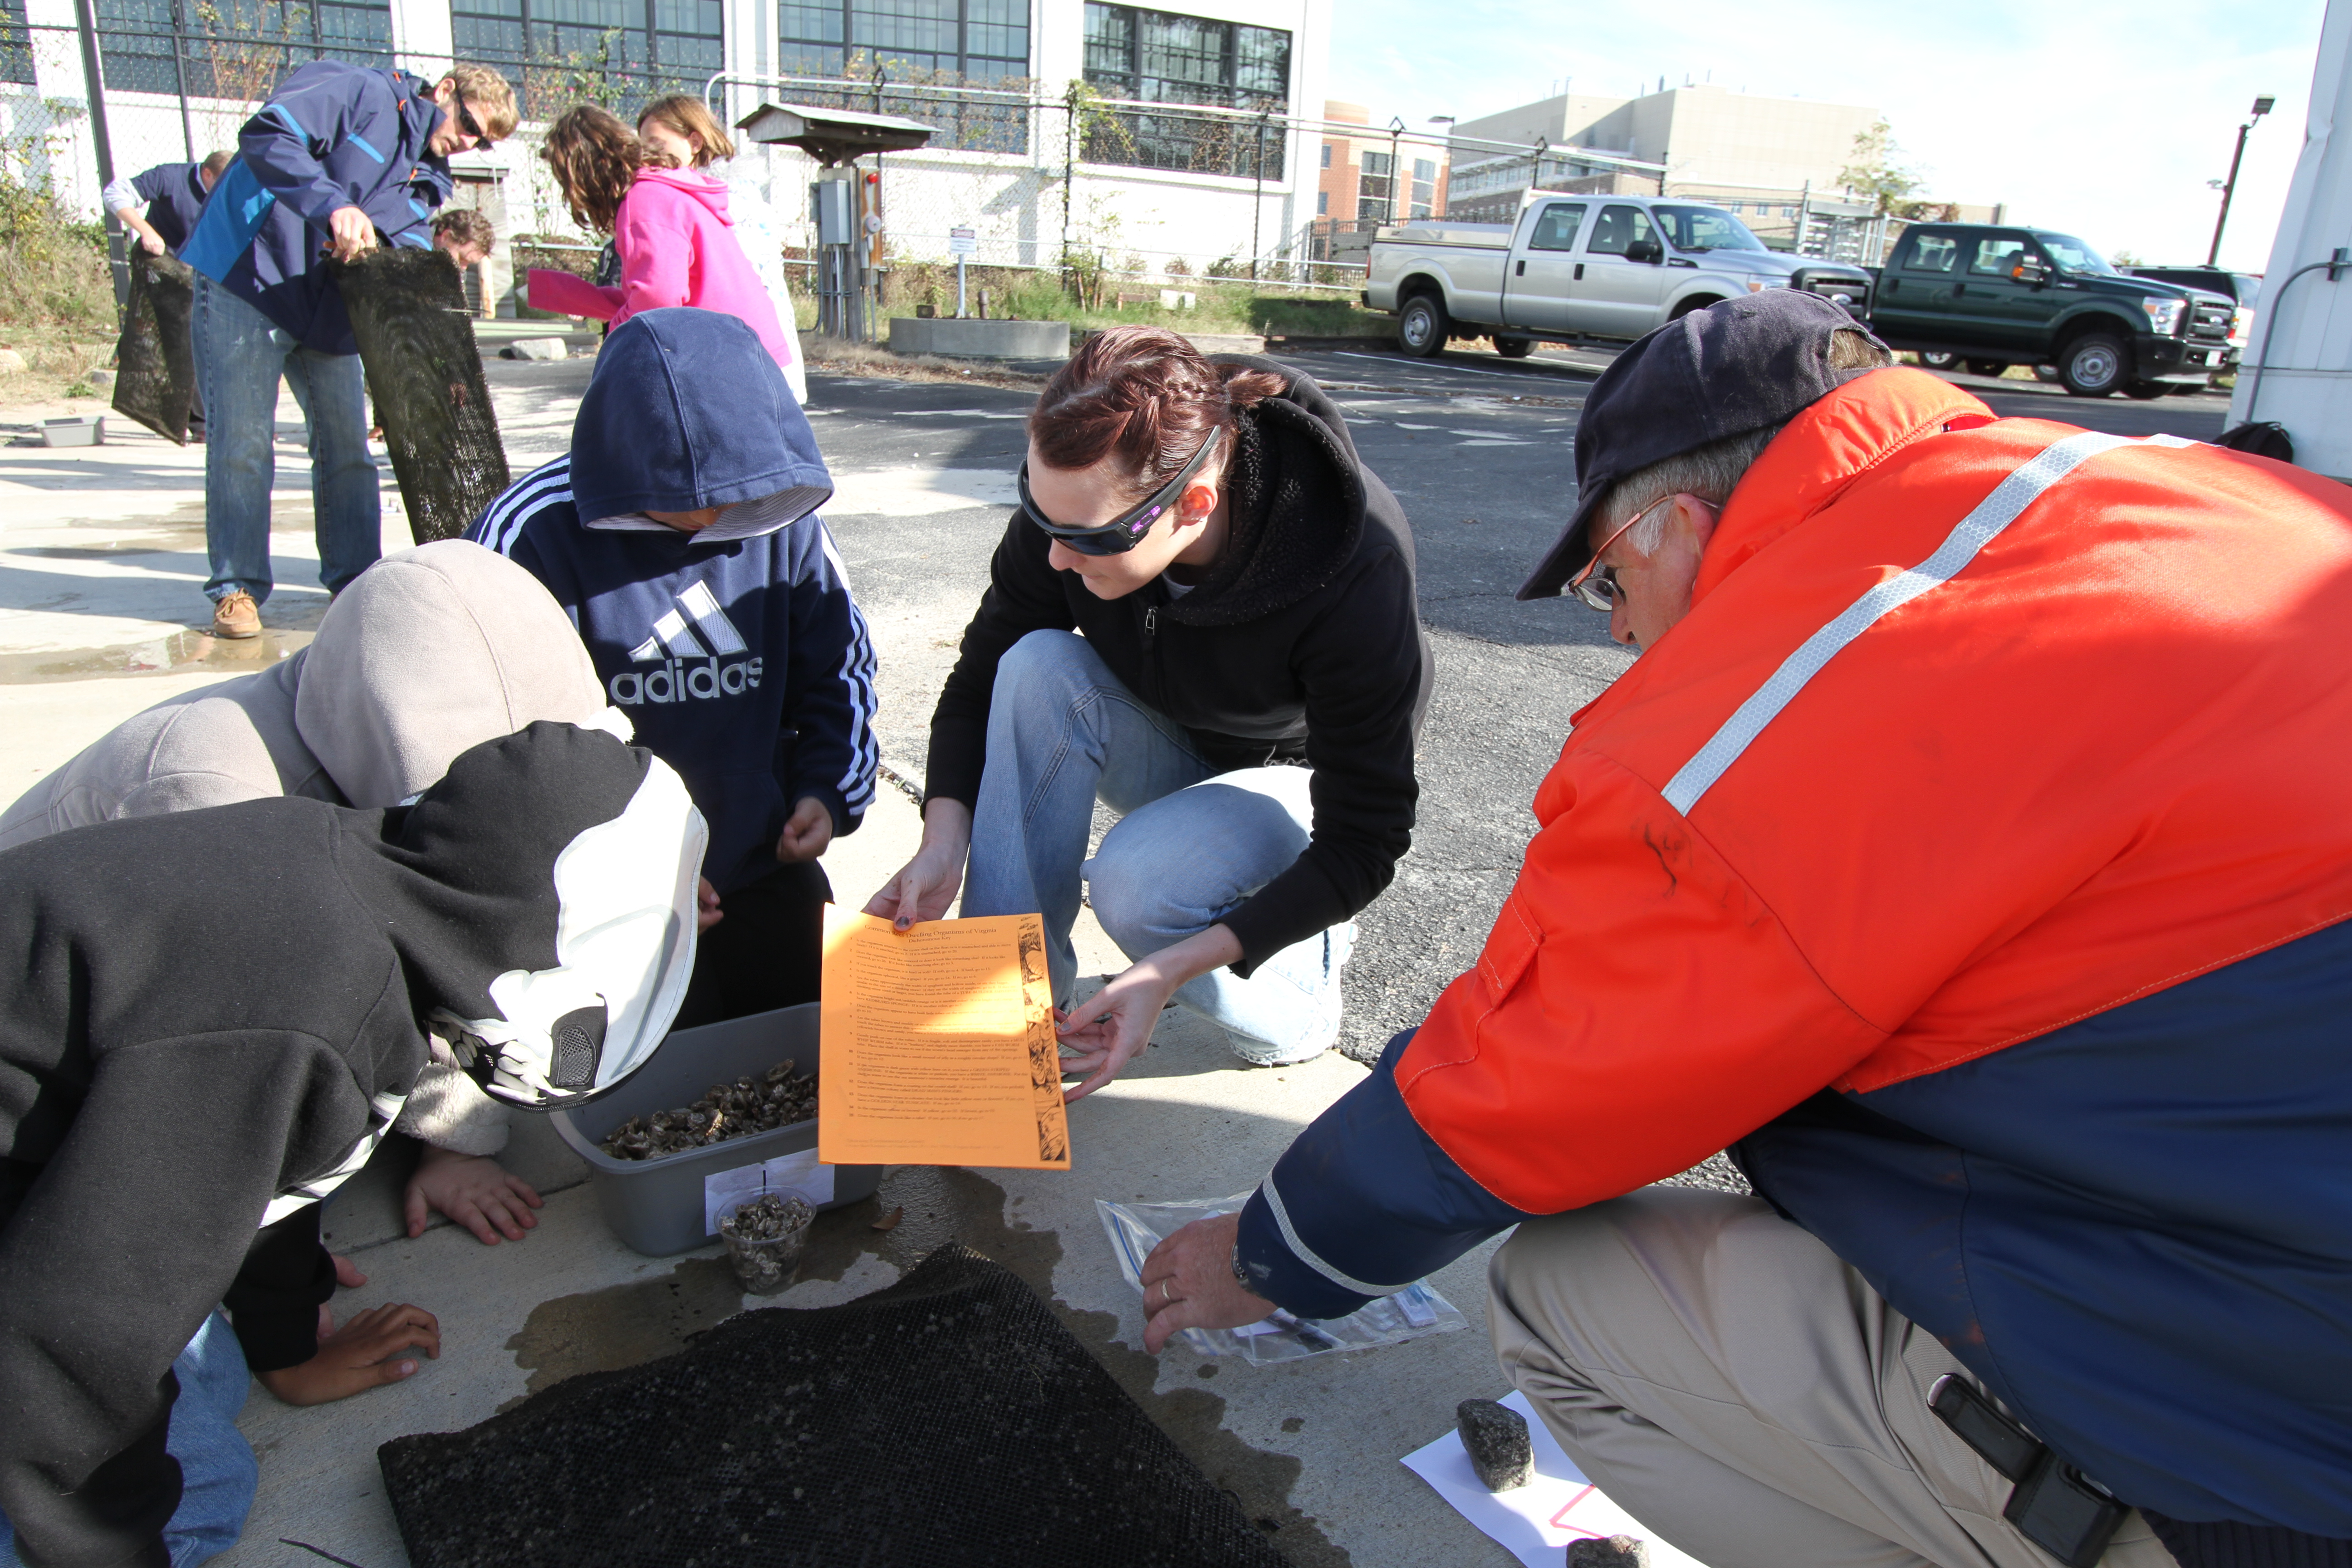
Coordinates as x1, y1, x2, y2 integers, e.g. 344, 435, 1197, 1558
1055, 924, 1241, 1100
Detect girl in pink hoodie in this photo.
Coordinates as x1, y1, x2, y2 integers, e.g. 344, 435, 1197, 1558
530, 106, 799, 383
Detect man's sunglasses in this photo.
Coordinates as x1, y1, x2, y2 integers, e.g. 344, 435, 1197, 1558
453, 94, 488, 143
1017, 426, 1223, 556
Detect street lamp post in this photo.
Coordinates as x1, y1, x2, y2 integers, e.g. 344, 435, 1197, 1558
1429, 116, 1455, 218
2208, 94, 2277, 266
1387, 115, 1405, 225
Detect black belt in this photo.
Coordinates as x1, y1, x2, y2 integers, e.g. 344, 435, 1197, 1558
1931, 1373, 2130, 1568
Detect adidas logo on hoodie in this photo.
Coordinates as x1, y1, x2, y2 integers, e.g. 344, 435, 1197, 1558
607, 582, 764, 706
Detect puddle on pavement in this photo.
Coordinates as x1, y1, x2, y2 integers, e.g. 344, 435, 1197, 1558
502, 1167, 1349, 1566
502, 1255, 746, 1405
0, 624, 315, 683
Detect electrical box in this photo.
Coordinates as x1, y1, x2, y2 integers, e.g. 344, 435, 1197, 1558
812, 180, 854, 246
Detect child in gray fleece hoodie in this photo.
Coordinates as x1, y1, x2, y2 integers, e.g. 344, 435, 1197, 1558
3, 540, 599, 1248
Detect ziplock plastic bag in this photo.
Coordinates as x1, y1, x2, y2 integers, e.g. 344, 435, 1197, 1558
1097, 1193, 1465, 1364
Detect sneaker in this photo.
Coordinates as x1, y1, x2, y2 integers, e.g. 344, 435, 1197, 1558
211, 591, 261, 640
1226, 1030, 1333, 1068
1224, 922, 1358, 1068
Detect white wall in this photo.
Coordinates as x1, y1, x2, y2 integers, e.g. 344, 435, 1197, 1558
708, 0, 1329, 276
2228, 0, 2352, 478
19, 0, 1333, 278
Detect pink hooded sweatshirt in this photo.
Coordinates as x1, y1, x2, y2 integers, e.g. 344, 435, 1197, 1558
528, 167, 797, 374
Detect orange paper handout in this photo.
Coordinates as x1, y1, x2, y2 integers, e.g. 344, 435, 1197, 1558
816, 906, 1072, 1170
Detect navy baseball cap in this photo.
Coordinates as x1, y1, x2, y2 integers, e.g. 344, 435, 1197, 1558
1516, 291, 1890, 601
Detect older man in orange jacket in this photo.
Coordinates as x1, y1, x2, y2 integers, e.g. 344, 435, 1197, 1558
1137, 292, 2352, 1568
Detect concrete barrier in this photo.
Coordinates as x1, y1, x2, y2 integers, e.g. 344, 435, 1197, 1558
888, 317, 1071, 360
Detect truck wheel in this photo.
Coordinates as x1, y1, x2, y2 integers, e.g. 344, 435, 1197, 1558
1493, 334, 1534, 359
1398, 295, 1450, 358
1920, 350, 1960, 369
1965, 358, 2008, 377
2059, 333, 2128, 397
2123, 380, 2167, 400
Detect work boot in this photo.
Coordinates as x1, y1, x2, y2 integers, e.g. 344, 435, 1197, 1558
211, 591, 261, 640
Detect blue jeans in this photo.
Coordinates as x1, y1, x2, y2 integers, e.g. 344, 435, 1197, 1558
0, 1313, 257, 1568
961, 630, 1355, 1064
193, 274, 381, 605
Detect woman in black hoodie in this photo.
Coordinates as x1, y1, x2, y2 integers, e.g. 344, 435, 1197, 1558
867, 327, 1432, 1097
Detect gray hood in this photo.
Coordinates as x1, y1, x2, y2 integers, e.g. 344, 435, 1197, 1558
297, 539, 613, 806
0, 539, 612, 846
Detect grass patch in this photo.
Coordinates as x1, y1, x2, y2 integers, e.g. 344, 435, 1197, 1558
867, 263, 1388, 341
0, 162, 120, 409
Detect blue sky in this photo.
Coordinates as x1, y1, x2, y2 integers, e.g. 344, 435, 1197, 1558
1327, 0, 2327, 273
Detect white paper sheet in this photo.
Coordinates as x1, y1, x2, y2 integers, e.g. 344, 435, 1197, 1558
702, 1147, 835, 1235
1401, 1390, 1711, 1568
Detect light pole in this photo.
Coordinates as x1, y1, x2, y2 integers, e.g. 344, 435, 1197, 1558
2208, 94, 2277, 266
1429, 116, 1455, 217
1387, 116, 1406, 224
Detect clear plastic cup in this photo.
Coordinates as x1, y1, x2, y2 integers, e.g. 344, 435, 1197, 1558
717, 1193, 815, 1295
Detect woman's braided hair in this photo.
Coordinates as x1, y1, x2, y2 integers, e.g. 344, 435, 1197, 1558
1028, 325, 1287, 500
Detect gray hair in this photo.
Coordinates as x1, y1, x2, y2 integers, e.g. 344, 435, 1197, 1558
1596, 326, 1894, 554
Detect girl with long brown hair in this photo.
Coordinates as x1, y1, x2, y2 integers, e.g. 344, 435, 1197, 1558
634, 93, 807, 403
867, 325, 1432, 1096
526, 104, 797, 381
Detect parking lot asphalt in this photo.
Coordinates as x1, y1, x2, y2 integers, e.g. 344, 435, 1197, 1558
804, 344, 2237, 1068
803, 351, 1614, 1070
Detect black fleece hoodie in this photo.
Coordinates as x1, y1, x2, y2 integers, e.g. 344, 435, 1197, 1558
0, 723, 689, 1568
926, 357, 1433, 971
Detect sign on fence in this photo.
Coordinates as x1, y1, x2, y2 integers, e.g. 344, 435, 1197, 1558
948, 226, 979, 257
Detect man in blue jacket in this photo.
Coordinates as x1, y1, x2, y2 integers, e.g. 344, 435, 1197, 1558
472, 308, 878, 1025
104, 151, 231, 259
181, 60, 515, 642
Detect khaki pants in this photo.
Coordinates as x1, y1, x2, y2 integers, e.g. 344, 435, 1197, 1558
1488, 1188, 2178, 1568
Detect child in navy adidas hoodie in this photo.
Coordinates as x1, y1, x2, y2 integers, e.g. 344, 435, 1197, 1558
471, 307, 877, 1024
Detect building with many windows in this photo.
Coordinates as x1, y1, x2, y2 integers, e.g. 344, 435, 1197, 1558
1306, 98, 1442, 267
1443, 82, 1880, 225
1315, 99, 1442, 224
1, 0, 1333, 293
1439, 83, 2002, 260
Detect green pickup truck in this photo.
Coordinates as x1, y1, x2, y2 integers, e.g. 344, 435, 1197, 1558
1867, 223, 2238, 398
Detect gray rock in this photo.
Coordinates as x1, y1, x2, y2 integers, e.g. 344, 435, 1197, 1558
1566, 1535, 1648, 1568
1457, 1398, 1533, 1492
0, 348, 27, 373
500, 337, 568, 361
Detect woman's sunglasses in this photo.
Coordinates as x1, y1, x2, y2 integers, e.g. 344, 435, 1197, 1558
1017, 427, 1223, 556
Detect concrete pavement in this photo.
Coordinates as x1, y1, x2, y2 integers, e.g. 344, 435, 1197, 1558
0, 362, 1529, 1568
0, 343, 2243, 1568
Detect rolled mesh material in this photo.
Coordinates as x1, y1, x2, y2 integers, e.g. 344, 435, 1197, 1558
112, 250, 196, 445
378, 1245, 1292, 1568
332, 248, 510, 544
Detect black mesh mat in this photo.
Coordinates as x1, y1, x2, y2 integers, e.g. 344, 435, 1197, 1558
112, 250, 197, 444
331, 248, 509, 544
377, 1245, 1290, 1568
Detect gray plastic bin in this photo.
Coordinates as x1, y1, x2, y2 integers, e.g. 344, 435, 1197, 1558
550, 1002, 879, 1256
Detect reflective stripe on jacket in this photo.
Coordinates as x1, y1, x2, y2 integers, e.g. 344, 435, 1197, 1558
1237, 366, 2352, 1532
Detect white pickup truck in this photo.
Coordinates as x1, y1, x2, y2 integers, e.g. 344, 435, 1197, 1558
1364, 191, 1875, 358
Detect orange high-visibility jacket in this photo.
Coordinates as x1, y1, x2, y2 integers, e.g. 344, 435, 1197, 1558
1236, 367, 2352, 1531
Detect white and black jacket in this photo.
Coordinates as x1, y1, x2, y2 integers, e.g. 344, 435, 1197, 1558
0, 723, 700, 1568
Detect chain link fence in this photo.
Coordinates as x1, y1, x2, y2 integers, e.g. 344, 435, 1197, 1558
1, 22, 1393, 370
